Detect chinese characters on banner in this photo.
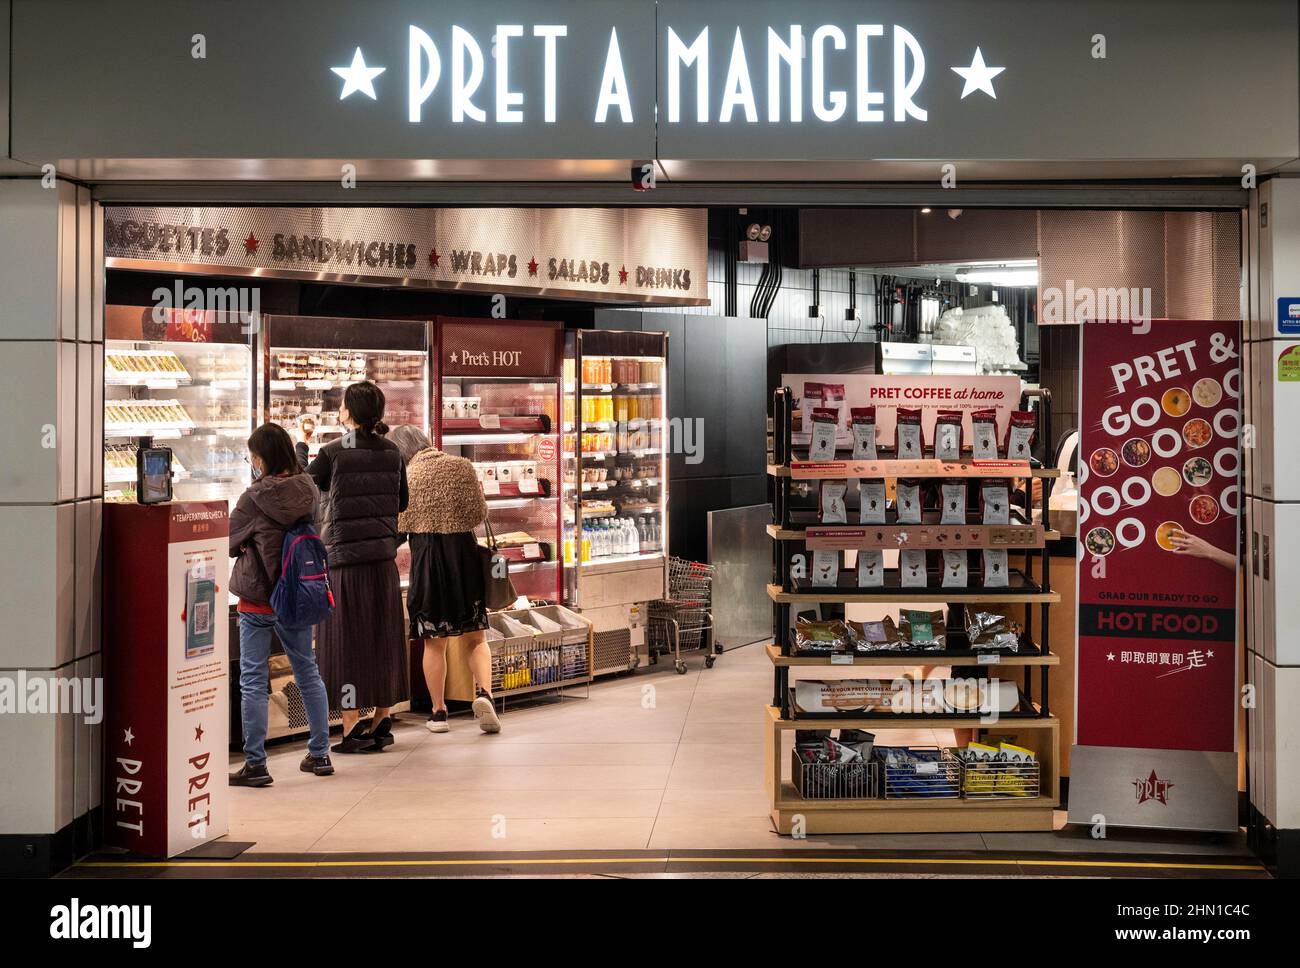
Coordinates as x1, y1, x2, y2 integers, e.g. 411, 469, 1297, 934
1076, 320, 1241, 753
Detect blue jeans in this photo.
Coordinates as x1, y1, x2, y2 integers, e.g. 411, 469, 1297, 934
239, 612, 330, 764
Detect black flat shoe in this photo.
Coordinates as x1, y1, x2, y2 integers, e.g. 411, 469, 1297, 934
229, 762, 273, 787
370, 717, 395, 749
331, 722, 380, 754
300, 753, 335, 776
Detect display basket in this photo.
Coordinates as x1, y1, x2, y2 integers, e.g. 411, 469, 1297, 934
955, 750, 1041, 799
875, 747, 962, 799
792, 749, 879, 800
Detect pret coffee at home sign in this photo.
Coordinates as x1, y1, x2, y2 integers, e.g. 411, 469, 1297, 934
1070, 319, 1242, 832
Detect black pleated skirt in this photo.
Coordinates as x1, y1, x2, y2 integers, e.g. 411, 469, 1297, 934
406, 531, 489, 639
316, 558, 409, 710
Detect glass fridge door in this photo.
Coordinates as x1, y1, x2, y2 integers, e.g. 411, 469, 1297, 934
104, 304, 254, 506
263, 315, 431, 582
562, 329, 669, 605
434, 318, 563, 603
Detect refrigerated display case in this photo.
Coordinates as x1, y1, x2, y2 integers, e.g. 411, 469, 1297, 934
562, 330, 669, 675
104, 304, 255, 506
262, 314, 430, 581
433, 317, 564, 603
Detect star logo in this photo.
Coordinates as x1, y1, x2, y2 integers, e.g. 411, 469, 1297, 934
952, 47, 1005, 100
618, 265, 629, 284
243, 233, 259, 255
428, 248, 440, 268
123, 727, 134, 746
527, 258, 539, 276
1134, 769, 1174, 805
449, 352, 459, 364
1106, 652, 1116, 661
331, 47, 386, 101
194, 724, 204, 742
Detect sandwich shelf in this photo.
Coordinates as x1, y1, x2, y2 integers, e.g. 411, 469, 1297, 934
763, 385, 1062, 834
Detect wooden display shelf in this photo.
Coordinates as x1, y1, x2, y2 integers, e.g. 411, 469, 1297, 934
764, 706, 1060, 834
764, 643, 1060, 668
767, 522, 1061, 546
767, 583, 1061, 606
768, 462, 1060, 480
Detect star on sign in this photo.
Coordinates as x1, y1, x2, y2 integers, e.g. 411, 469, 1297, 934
952, 47, 1005, 99
332, 48, 385, 101
123, 727, 134, 746
1107, 653, 1116, 661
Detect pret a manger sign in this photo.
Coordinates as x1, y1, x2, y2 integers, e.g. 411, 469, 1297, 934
348, 21, 970, 125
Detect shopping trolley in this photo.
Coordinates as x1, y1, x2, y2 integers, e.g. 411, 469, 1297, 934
647, 558, 719, 674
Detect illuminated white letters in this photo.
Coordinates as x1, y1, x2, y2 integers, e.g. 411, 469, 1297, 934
495, 25, 524, 122
893, 26, 927, 122
408, 26, 440, 123
595, 28, 633, 123
855, 24, 885, 121
534, 25, 567, 122
452, 25, 486, 122
811, 25, 847, 122
667, 27, 709, 123
767, 26, 803, 122
719, 28, 757, 123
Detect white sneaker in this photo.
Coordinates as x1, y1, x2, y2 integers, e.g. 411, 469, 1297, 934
425, 710, 450, 733
472, 696, 501, 733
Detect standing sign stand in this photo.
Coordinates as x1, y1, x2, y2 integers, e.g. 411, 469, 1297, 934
1070, 320, 1241, 832
104, 502, 230, 856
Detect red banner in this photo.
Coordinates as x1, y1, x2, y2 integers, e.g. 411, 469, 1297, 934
1076, 320, 1241, 752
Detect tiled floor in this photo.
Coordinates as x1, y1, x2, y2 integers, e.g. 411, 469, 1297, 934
221, 641, 1247, 860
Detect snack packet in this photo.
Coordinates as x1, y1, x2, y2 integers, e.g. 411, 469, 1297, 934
794, 617, 851, 656
895, 479, 922, 524
942, 549, 969, 587
940, 479, 967, 524
982, 548, 1009, 587
820, 479, 848, 524
899, 608, 946, 648
811, 548, 840, 586
900, 548, 928, 587
934, 409, 963, 461
980, 480, 1011, 525
808, 406, 839, 461
971, 408, 999, 460
895, 407, 924, 458
967, 611, 1021, 652
859, 479, 886, 524
856, 549, 885, 587
846, 616, 901, 653
850, 406, 878, 459
1005, 409, 1036, 461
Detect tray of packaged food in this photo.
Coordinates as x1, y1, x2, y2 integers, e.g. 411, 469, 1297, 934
787, 676, 1034, 721
792, 730, 879, 800
791, 610, 1032, 659
442, 414, 550, 435
875, 747, 962, 799
105, 349, 192, 385
954, 741, 1041, 799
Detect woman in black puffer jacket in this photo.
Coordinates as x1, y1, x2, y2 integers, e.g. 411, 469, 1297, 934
308, 382, 410, 753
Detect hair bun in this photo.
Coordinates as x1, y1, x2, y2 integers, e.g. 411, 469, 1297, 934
373, 420, 391, 436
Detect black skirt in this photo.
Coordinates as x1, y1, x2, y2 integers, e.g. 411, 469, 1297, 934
407, 531, 489, 639
316, 559, 409, 710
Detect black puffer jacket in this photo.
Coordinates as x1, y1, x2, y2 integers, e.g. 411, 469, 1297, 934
229, 472, 319, 605
308, 430, 409, 567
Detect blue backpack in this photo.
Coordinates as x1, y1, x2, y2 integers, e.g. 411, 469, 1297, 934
270, 519, 335, 629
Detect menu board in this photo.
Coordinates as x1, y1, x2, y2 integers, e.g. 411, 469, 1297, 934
1075, 320, 1241, 753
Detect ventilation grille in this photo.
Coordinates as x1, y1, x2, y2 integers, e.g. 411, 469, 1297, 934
593, 628, 634, 676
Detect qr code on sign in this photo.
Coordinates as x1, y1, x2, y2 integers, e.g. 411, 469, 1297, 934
193, 601, 210, 635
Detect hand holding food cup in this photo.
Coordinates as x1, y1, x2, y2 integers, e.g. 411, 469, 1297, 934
1168, 526, 1236, 570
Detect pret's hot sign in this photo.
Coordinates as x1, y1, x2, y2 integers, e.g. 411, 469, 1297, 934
1070, 319, 1242, 832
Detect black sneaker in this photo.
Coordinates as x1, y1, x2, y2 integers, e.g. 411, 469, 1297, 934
425, 710, 450, 734
332, 721, 380, 754
370, 717, 396, 749
300, 753, 335, 776
229, 762, 273, 787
